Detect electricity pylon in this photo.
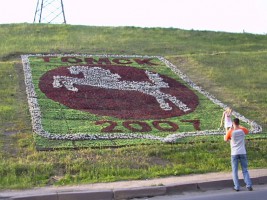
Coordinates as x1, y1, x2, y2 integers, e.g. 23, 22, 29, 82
33, 0, 66, 24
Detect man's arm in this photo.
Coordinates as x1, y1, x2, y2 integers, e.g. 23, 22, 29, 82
224, 129, 232, 141
240, 126, 249, 134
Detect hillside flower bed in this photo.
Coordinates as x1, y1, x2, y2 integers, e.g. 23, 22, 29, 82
21, 54, 262, 149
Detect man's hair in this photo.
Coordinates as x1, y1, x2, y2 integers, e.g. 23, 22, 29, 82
233, 118, 240, 125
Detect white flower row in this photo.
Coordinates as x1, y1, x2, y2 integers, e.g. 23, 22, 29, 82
21, 54, 262, 143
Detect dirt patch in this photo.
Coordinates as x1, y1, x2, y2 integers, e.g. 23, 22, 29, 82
149, 156, 172, 167
15, 62, 28, 98
0, 52, 23, 62
0, 62, 32, 157
0, 133, 19, 158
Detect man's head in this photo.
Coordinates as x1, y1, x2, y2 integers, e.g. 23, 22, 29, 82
233, 118, 240, 126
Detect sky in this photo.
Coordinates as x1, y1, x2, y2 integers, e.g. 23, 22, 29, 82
0, 0, 266, 34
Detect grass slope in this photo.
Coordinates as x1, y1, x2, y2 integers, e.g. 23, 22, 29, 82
0, 23, 266, 189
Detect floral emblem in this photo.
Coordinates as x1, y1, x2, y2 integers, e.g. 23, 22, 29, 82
21, 54, 262, 146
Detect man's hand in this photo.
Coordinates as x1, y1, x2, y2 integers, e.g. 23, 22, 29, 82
224, 135, 229, 142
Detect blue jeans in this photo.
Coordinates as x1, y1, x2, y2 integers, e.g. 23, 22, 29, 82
231, 154, 252, 190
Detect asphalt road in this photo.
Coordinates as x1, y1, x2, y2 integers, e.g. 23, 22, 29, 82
134, 184, 267, 200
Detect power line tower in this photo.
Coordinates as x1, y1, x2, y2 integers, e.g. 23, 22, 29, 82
33, 0, 66, 24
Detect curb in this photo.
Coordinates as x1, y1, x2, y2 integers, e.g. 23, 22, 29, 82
114, 186, 166, 200
6, 176, 267, 200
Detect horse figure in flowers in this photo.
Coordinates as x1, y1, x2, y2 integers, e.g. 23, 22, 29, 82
53, 66, 190, 112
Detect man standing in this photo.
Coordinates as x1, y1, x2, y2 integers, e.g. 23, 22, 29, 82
224, 118, 253, 191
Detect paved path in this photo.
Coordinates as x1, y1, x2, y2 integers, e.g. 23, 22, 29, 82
1, 169, 267, 200
135, 185, 267, 200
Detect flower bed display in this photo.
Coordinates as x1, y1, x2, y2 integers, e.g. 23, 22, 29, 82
21, 54, 262, 149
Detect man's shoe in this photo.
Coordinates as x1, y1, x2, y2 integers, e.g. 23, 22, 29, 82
247, 187, 253, 191
233, 188, 240, 192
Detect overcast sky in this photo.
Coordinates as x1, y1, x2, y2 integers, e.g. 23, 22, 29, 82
0, 0, 266, 34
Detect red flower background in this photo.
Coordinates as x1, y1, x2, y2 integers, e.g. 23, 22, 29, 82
39, 64, 199, 120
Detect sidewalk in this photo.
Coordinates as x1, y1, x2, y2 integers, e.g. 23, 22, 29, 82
1, 169, 267, 200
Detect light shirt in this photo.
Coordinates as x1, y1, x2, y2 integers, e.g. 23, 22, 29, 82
224, 112, 232, 128
225, 126, 249, 155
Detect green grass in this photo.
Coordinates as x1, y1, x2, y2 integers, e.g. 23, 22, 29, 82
1, 137, 266, 189
167, 52, 267, 129
1, 24, 267, 58
0, 23, 266, 189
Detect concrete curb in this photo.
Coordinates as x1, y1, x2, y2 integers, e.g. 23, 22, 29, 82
11, 194, 58, 200
114, 186, 166, 200
58, 190, 114, 200
5, 176, 267, 200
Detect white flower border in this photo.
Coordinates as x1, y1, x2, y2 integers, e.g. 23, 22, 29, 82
21, 54, 262, 143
